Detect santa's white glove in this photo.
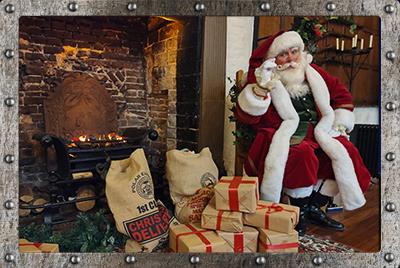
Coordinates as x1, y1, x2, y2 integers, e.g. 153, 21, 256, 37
254, 58, 277, 91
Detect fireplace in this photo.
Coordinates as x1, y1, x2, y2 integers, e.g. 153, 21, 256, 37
19, 16, 203, 223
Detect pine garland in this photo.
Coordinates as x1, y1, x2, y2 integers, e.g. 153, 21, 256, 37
19, 209, 128, 252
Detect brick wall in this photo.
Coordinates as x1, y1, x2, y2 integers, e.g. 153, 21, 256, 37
19, 16, 202, 183
19, 17, 149, 181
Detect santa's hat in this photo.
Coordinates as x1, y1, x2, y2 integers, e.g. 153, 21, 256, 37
247, 31, 305, 84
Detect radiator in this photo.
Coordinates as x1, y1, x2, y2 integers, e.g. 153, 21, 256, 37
349, 124, 380, 178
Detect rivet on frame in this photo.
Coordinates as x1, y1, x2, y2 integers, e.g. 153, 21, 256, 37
312, 256, 324, 266
386, 51, 396, 60
384, 252, 395, 263
4, 253, 15, 262
4, 49, 15, 59
385, 152, 396, 162
4, 97, 16, 107
4, 200, 15, 210
259, 2, 271, 12
4, 154, 15, 164
125, 255, 136, 264
384, 4, 395, 14
126, 3, 137, 11
194, 2, 205, 12
385, 102, 397, 111
385, 202, 396, 212
70, 255, 81, 264
325, 2, 336, 11
68, 2, 78, 12
189, 256, 200, 264
255, 256, 266, 265
4, 3, 15, 13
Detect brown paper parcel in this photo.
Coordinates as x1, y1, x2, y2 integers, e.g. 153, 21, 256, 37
19, 239, 59, 253
201, 198, 243, 232
216, 226, 259, 253
243, 200, 299, 234
169, 223, 229, 253
214, 176, 259, 213
258, 228, 298, 253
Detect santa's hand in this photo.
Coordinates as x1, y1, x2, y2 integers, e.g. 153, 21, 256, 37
255, 58, 277, 89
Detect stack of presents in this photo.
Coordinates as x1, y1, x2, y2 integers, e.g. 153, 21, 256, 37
169, 176, 299, 253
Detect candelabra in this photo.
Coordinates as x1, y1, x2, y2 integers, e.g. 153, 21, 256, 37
331, 35, 374, 92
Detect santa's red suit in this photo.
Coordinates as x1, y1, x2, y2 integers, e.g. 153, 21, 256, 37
236, 31, 371, 211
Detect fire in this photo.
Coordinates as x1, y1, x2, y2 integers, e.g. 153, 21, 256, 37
67, 132, 127, 148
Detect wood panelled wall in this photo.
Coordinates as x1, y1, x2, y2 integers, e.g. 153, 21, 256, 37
257, 16, 379, 107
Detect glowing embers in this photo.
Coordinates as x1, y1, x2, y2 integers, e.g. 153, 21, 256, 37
67, 132, 128, 148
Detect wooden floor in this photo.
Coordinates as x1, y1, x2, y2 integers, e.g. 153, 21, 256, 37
308, 182, 380, 252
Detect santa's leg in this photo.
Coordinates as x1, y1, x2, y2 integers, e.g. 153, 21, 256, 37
282, 140, 319, 236
283, 141, 345, 234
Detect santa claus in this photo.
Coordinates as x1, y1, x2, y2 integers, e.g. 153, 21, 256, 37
235, 30, 371, 235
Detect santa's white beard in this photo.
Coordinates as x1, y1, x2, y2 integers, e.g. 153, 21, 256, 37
275, 54, 310, 99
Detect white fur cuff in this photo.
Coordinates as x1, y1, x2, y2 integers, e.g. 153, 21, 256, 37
334, 108, 355, 132
237, 84, 270, 116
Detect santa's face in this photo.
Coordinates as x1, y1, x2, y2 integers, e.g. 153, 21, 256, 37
275, 47, 301, 66
273, 49, 310, 98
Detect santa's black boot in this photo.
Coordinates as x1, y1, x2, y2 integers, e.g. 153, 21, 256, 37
308, 191, 344, 231
289, 196, 309, 236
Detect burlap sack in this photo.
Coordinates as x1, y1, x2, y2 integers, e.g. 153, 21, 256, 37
174, 187, 214, 223
106, 149, 172, 252
125, 200, 180, 252
166, 147, 218, 204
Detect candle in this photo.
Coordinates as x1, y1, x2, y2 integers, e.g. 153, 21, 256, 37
341, 40, 344, 51
336, 38, 339, 50
354, 34, 358, 48
369, 35, 373, 48
360, 38, 364, 50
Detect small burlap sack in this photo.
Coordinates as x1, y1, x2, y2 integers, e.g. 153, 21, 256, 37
106, 149, 173, 252
174, 187, 214, 223
166, 147, 218, 204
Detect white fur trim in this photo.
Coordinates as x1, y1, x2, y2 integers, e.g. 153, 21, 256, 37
306, 65, 366, 211
260, 80, 299, 202
237, 84, 270, 116
267, 31, 305, 58
284, 186, 313, 198
334, 108, 355, 132
314, 179, 339, 197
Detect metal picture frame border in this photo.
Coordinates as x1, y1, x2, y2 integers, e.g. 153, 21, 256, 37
1, 0, 398, 267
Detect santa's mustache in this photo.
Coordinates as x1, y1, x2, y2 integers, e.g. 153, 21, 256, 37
276, 61, 299, 71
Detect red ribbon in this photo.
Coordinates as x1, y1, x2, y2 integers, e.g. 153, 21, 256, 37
219, 176, 257, 211
20, 242, 43, 247
175, 224, 213, 252
233, 233, 244, 252
261, 241, 298, 250
19, 242, 55, 253
256, 203, 298, 229
216, 210, 224, 230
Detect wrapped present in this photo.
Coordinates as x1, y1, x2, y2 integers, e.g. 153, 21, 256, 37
258, 228, 298, 253
214, 176, 259, 213
169, 223, 229, 252
243, 201, 299, 234
201, 198, 243, 232
19, 239, 59, 253
216, 226, 259, 253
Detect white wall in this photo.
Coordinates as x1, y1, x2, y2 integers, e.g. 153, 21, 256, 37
354, 107, 379, 125
223, 17, 254, 176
